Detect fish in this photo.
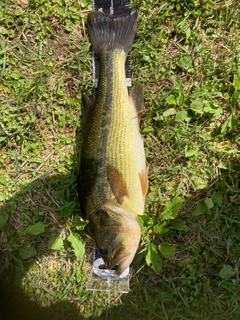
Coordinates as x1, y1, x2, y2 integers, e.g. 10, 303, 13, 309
78, 8, 148, 275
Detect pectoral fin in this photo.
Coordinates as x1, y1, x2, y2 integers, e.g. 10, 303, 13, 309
139, 167, 149, 198
129, 82, 144, 124
106, 165, 129, 205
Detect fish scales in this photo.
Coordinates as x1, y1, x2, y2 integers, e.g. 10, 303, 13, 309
79, 9, 148, 275
82, 49, 144, 217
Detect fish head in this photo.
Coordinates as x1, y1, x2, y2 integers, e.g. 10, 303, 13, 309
91, 203, 141, 275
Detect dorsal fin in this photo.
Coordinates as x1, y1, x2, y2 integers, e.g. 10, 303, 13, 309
81, 94, 94, 131
82, 94, 93, 119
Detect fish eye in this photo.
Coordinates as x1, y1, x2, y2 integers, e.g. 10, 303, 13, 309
99, 248, 108, 255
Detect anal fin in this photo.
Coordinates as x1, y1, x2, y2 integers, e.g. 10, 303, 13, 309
139, 167, 149, 198
129, 82, 144, 124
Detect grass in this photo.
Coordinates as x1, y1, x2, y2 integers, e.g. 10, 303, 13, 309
0, 0, 240, 319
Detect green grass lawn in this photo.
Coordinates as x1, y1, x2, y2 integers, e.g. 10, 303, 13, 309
0, 0, 240, 319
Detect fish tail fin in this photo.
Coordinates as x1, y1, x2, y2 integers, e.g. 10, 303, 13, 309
87, 8, 139, 56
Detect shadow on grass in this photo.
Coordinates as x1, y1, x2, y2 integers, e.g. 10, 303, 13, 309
0, 172, 86, 320
0, 271, 83, 320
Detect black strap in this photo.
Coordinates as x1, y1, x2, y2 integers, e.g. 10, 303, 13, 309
92, 0, 130, 14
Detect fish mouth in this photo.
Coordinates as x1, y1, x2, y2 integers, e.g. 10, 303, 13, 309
106, 246, 136, 276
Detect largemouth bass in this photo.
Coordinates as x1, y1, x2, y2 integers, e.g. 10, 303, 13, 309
79, 8, 148, 275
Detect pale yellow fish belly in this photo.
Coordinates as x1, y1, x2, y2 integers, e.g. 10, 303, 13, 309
106, 97, 146, 217
104, 51, 146, 217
